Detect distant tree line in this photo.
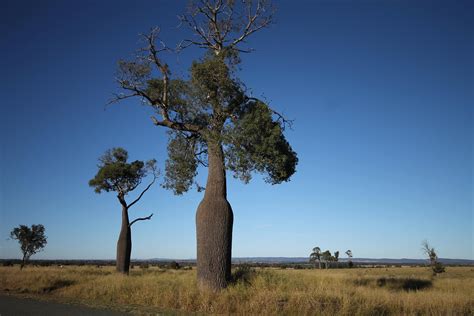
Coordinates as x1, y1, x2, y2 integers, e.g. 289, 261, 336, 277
309, 247, 349, 269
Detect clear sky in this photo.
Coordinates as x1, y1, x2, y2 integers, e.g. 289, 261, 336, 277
1, 0, 472, 260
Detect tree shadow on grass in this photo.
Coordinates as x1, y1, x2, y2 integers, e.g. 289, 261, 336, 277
42, 280, 76, 293
376, 277, 432, 291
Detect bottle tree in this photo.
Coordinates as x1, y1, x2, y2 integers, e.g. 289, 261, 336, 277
89, 148, 157, 274
111, 0, 298, 290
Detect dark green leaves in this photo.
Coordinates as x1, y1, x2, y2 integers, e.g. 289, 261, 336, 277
190, 54, 245, 114
162, 133, 199, 195
224, 100, 298, 184
10, 224, 47, 260
117, 60, 151, 89
89, 148, 154, 195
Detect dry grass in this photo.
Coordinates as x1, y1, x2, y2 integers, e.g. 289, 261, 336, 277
1, 265, 473, 315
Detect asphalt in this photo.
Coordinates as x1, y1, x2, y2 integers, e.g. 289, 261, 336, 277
0, 295, 129, 316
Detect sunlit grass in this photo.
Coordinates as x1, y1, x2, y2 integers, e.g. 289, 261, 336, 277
1, 265, 473, 315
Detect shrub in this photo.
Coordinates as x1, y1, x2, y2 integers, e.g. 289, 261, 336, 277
168, 261, 180, 270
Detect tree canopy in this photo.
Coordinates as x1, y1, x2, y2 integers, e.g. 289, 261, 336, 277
89, 147, 157, 198
10, 224, 47, 269
111, 4, 298, 196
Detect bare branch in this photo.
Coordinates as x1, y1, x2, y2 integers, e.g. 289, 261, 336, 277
112, 28, 204, 134
129, 213, 154, 227
107, 92, 141, 105
270, 108, 294, 131
178, 0, 274, 54
128, 174, 157, 209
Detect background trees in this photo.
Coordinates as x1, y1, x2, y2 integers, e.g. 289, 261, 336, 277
334, 251, 340, 268
422, 240, 445, 276
309, 247, 322, 269
111, 0, 297, 290
310, 247, 346, 269
10, 224, 47, 269
321, 250, 332, 269
345, 250, 353, 268
89, 148, 157, 274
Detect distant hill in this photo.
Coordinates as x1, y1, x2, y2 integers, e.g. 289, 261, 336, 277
147, 257, 474, 265
2, 257, 472, 266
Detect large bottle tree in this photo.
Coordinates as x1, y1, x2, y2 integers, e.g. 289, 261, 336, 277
111, 0, 298, 290
89, 148, 157, 274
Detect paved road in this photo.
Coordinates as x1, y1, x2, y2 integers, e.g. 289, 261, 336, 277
0, 295, 129, 316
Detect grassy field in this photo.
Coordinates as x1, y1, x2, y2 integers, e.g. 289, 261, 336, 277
0, 265, 473, 315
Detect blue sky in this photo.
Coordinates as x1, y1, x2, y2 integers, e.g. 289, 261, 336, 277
1, 0, 472, 260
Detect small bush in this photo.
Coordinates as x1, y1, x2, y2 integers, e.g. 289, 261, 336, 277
432, 262, 446, 275
168, 261, 180, 270
232, 264, 256, 285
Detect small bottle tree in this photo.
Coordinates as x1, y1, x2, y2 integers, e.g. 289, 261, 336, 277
10, 224, 47, 269
89, 148, 157, 274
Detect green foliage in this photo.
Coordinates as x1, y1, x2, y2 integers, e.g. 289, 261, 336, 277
190, 53, 245, 114
432, 262, 446, 274
10, 224, 47, 266
89, 147, 156, 195
162, 133, 198, 195
168, 261, 181, 270
309, 247, 322, 263
321, 250, 332, 262
151, 55, 297, 194
115, 25, 298, 195
225, 100, 298, 184
117, 60, 151, 89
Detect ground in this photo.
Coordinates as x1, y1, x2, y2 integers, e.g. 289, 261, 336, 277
0, 265, 473, 315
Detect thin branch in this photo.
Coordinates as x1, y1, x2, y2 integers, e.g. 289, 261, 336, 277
231, 0, 273, 48
270, 108, 294, 130
107, 92, 141, 105
129, 213, 154, 227
116, 80, 161, 106
178, 0, 273, 54
128, 175, 157, 209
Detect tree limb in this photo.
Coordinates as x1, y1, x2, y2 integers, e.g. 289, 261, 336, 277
129, 213, 154, 227
178, 0, 273, 54
128, 174, 156, 209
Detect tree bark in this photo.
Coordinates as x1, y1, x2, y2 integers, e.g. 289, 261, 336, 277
20, 254, 26, 270
116, 205, 132, 274
196, 142, 233, 291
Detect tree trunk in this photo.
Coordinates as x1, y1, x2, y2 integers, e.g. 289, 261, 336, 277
318, 260, 321, 269
196, 142, 233, 291
116, 205, 132, 274
20, 254, 26, 270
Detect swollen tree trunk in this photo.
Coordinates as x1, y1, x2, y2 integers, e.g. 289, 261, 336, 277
116, 205, 132, 274
196, 142, 233, 291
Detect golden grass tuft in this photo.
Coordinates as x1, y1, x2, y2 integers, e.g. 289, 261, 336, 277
1, 265, 473, 315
